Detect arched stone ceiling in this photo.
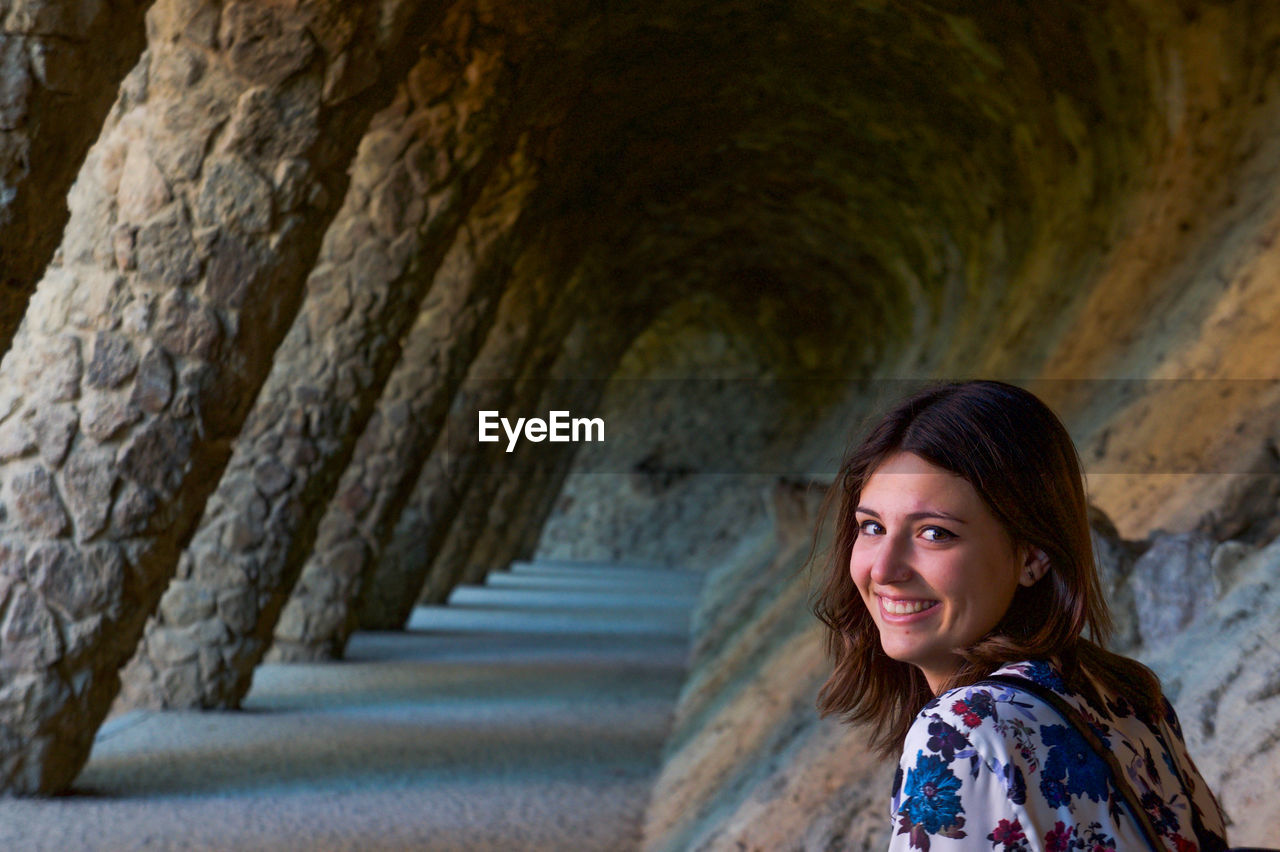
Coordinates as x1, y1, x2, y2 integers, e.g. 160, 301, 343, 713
521, 0, 1280, 564
4, 0, 1279, 802
500, 0, 1176, 382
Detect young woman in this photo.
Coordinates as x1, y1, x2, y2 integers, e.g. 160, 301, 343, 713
812, 380, 1231, 851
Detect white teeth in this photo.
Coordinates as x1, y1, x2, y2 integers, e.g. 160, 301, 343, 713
882, 598, 937, 615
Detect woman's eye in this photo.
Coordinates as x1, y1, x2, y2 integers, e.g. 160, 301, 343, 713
920, 526, 954, 542
857, 519, 883, 535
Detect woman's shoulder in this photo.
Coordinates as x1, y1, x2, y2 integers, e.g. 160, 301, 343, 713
894, 661, 1125, 848
930, 658, 1139, 726
898, 662, 1069, 799
895, 659, 1227, 849
915, 660, 1076, 735
891, 661, 1098, 846
901, 658, 1118, 799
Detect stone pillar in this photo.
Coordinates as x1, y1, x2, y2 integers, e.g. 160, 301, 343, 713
0, 0, 437, 794
116, 18, 529, 710
441, 386, 593, 588
436, 414, 585, 598
408, 338, 561, 605
459, 431, 578, 579
508, 449, 580, 561
396, 300, 633, 607
0, 0, 150, 346
436, 311, 637, 592
343, 267, 569, 629
264, 154, 536, 662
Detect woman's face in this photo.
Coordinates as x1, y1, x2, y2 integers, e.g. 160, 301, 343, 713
849, 451, 1040, 693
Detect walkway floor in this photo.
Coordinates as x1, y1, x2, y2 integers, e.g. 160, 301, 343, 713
0, 561, 700, 851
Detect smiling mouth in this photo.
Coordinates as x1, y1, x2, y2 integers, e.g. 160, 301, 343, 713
879, 597, 939, 615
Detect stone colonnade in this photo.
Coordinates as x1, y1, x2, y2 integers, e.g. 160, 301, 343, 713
0, 0, 150, 344
0, 0, 494, 794
269, 142, 540, 662
117, 5, 537, 709
4, 0, 1240, 805
0, 0, 682, 793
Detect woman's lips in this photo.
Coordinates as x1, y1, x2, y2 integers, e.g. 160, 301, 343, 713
877, 594, 940, 621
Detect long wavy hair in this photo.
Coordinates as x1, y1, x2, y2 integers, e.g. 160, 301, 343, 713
811, 380, 1162, 759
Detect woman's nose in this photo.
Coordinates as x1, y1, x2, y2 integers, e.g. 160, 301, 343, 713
868, 534, 912, 585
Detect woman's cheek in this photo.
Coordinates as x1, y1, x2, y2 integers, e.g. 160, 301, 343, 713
848, 549, 870, 586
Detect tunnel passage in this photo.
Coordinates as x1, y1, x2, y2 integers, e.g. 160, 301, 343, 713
0, 3, 1274, 848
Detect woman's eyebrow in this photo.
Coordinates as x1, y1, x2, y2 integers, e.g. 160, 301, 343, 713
854, 506, 968, 524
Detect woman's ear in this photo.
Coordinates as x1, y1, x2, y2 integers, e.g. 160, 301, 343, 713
1018, 545, 1050, 587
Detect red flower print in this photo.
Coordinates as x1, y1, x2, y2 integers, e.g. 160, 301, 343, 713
989, 818, 1026, 845
951, 699, 982, 728
1044, 822, 1074, 852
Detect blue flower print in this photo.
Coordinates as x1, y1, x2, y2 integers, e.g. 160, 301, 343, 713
1041, 775, 1070, 808
901, 751, 965, 834
891, 660, 1231, 852
965, 689, 996, 720
1040, 723, 1110, 804
1020, 660, 1068, 693
927, 718, 969, 762
1000, 761, 1027, 806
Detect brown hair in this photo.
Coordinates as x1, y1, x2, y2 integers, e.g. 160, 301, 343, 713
811, 380, 1162, 759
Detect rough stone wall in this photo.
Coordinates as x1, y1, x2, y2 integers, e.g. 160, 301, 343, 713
0, 0, 1271, 828
635, 3, 1280, 848
1141, 536, 1280, 838
433, 306, 646, 591
0, 0, 437, 794
117, 3, 536, 707
0, 0, 150, 344
536, 294, 825, 571
267, 157, 536, 659
639, 482, 898, 852
366, 270, 573, 617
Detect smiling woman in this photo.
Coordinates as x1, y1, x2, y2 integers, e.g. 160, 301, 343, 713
851, 451, 1049, 694
811, 381, 1232, 851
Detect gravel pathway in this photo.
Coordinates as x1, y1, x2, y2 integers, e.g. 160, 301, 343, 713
0, 561, 698, 852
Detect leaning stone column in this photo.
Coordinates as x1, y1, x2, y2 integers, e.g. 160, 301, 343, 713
0, 0, 150, 346
433, 380, 595, 590
407, 327, 561, 605
265, 154, 536, 662
0, 0, 436, 794
299, 267, 559, 649
379, 288, 621, 611
433, 310, 639, 593
425, 414, 577, 600
454, 434, 577, 582
116, 24, 526, 710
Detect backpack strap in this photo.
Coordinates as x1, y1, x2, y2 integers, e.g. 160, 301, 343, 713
977, 673, 1165, 852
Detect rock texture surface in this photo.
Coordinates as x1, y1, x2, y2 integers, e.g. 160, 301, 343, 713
119, 3, 534, 706
0, 0, 438, 793
0, 3, 1271, 847
0, 0, 150, 347
270, 142, 538, 660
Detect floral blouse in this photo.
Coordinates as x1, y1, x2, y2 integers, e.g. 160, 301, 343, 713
888, 660, 1229, 851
